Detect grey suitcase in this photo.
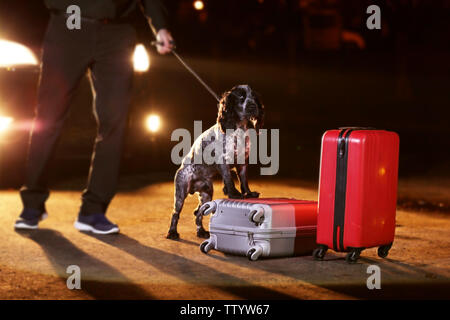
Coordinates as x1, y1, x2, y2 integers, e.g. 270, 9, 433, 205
199, 198, 317, 260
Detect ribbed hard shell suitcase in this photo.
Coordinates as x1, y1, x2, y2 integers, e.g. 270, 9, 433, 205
199, 198, 317, 261
314, 128, 399, 263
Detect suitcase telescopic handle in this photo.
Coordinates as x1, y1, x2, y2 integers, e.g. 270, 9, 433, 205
200, 201, 217, 216
338, 127, 376, 130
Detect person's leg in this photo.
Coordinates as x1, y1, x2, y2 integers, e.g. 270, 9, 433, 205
78, 23, 136, 222
16, 15, 92, 229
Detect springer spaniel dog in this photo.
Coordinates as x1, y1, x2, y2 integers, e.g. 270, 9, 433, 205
167, 85, 265, 240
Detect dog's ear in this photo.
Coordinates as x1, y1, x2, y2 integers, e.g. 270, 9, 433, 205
217, 90, 237, 133
254, 92, 265, 133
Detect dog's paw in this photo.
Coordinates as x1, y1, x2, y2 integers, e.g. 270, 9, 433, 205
228, 191, 243, 199
166, 230, 180, 240
197, 228, 210, 239
244, 191, 260, 199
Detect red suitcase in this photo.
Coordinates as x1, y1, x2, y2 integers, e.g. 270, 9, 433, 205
314, 128, 399, 263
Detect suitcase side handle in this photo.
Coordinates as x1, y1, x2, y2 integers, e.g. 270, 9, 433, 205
249, 206, 265, 224
200, 201, 217, 216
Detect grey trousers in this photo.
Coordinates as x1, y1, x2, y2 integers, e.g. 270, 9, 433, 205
20, 14, 136, 216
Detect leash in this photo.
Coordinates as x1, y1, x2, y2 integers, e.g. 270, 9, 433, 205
151, 41, 220, 104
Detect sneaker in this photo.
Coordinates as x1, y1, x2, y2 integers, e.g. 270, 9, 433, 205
14, 208, 48, 230
74, 213, 119, 234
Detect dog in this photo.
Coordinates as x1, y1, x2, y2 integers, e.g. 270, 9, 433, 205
167, 84, 265, 240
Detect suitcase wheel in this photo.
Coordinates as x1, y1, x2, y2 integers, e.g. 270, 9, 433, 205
247, 247, 263, 261
200, 240, 214, 254
345, 249, 362, 264
313, 245, 328, 261
377, 243, 393, 259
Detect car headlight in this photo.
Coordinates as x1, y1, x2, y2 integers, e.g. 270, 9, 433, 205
145, 114, 161, 133
133, 44, 150, 72
0, 39, 38, 68
0, 116, 13, 133
194, 1, 204, 11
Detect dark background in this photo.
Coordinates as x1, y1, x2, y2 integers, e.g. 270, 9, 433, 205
0, 0, 449, 188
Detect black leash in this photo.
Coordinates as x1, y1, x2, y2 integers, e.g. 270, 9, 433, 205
151, 41, 220, 103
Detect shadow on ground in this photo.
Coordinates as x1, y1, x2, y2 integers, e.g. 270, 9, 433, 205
206, 250, 450, 300
16, 229, 298, 299
16, 229, 153, 299
85, 233, 297, 300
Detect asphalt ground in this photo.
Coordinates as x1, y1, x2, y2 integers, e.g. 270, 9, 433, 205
0, 179, 448, 299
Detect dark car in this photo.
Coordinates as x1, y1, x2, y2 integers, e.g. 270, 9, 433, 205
0, 36, 172, 188
0, 39, 40, 187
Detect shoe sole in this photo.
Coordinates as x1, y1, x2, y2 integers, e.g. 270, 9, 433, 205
14, 213, 48, 230
74, 221, 119, 235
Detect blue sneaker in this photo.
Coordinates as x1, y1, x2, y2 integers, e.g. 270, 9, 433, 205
74, 213, 119, 234
14, 208, 48, 230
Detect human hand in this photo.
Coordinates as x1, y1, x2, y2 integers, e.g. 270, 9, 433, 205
156, 29, 174, 54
